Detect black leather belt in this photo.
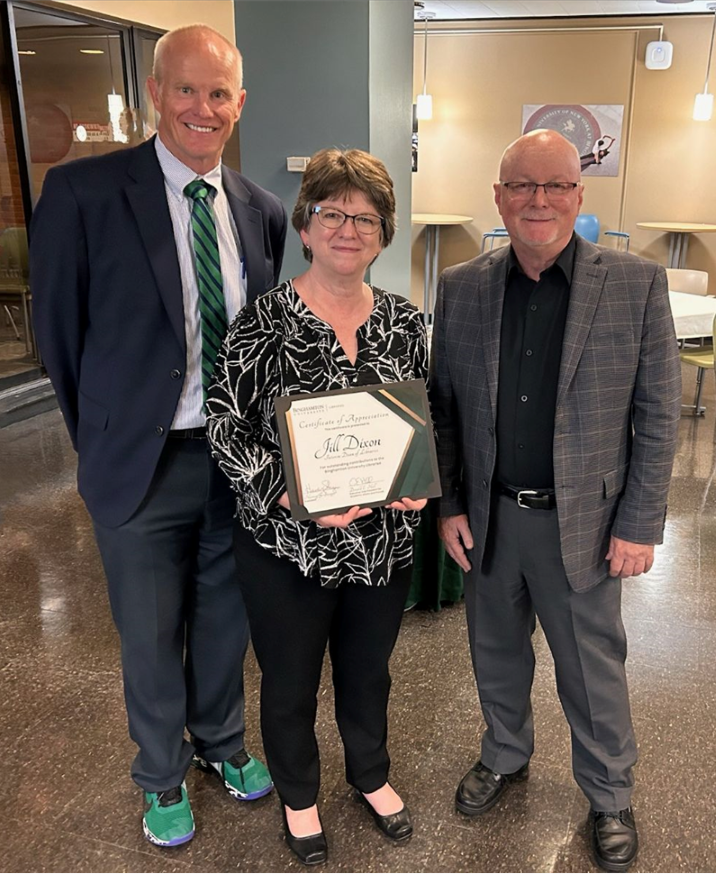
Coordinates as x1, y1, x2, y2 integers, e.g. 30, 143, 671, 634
168, 427, 207, 439
497, 483, 556, 510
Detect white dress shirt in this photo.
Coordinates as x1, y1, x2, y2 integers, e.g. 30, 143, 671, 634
154, 135, 247, 429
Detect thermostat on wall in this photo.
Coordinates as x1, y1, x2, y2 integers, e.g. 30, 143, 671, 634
287, 156, 311, 172
645, 40, 673, 70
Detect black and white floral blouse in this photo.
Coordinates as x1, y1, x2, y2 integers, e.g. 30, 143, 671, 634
206, 279, 429, 588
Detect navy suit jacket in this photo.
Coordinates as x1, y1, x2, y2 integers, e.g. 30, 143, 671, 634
31, 137, 287, 528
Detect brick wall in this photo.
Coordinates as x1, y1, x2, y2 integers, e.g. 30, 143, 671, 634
0, 63, 27, 230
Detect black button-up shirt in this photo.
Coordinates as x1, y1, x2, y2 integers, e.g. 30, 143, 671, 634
495, 235, 576, 489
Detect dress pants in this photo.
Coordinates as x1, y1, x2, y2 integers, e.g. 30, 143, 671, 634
233, 522, 412, 811
93, 437, 250, 792
464, 494, 637, 811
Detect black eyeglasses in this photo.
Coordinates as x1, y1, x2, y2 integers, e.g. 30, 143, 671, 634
501, 182, 581, 199
311, 205, 384, 235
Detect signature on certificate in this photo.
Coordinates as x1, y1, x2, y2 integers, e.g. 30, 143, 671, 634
304, 480, 340, 499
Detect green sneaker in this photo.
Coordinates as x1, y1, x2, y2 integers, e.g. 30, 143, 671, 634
192, 749, 273, 800
142, 783, 195, 847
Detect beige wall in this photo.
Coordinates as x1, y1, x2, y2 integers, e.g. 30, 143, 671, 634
53, 0, 235, 42
412, 15, 716, 302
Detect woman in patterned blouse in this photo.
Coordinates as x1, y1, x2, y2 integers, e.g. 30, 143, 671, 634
206, 148, 429, 866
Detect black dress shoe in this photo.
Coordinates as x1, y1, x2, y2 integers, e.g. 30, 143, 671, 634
589, 808, 638, 873
281, 805, 328, 866
455, 760, 529, 815
355, 790, 413, 842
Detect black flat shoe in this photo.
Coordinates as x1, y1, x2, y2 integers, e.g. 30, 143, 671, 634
355, 790, 413, 842
281, 805, 328, 866
588, 808, 638, 873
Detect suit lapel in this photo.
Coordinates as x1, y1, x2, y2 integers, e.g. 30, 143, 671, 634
222, 167, 266, 303
480, 249, 509, 418
556, 239, 607, 405
125, 139, 186, 352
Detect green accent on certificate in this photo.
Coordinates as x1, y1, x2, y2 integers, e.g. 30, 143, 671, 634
275, 379, 441, 521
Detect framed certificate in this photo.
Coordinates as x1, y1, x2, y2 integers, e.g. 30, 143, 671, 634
275, 379, 442, 521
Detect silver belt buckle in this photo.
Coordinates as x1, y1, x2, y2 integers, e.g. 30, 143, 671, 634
517, 489, 538, 508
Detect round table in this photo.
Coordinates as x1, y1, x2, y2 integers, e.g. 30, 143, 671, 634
412, 213, 472, 323
636, 222, 716, 268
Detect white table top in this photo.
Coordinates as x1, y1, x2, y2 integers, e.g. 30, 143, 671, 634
411, 213, 473, 226
637, 222, 716, 234
669, 290, 716, 339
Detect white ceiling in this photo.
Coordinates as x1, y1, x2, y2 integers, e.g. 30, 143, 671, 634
416, 1, 716, 19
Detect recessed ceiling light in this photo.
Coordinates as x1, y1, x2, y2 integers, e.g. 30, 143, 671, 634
80, 49, 104, 55
18, 50, 36, 55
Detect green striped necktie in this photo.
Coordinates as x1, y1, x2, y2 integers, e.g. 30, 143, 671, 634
184, 178, 228, 400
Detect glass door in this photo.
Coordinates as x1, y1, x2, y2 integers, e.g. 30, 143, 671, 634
11, 4, 133, 201
132, 26, 160, 140
0, 7, 34, 385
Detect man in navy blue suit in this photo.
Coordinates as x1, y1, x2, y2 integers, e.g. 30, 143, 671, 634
31, 24, 287, 847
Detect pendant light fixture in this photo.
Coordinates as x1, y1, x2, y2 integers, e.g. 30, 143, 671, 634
415, 2, 436, 121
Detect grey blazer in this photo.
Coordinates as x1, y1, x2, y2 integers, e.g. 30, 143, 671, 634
429, 236, 682, 592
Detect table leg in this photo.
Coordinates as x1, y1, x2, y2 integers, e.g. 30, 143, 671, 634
423, 224, 439, 325
668, 232, 690, 269
429, 226, 440, 322
668, 233, 676, 268
677, 233, 690, 268
423, 225, 432, 325
21, 292, 31, 355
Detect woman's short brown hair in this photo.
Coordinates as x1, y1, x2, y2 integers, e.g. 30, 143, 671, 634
291, 148, 397, 262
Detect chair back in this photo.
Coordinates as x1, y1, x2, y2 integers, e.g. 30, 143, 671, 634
574, 213, 600, 243
666, 268, 709, 296
480, 227, 509, 253
604, 230, 630, 252
0, 227, 29, 277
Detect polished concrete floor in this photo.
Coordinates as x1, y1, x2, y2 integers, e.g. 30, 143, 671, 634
1, 367, 716, 873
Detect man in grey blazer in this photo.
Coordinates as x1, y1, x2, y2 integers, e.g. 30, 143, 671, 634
430, 130, 681, 872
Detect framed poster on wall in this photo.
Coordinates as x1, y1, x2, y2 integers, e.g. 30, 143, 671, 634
522, 104, 624, 177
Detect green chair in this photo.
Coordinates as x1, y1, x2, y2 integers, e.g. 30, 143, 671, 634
0, 227, 36, 360
680, 313, 716, 416
0, 226, 29, 274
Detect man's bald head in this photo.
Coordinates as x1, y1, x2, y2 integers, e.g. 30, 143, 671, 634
499, 129, 581, 183
152, 24, 243, 90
